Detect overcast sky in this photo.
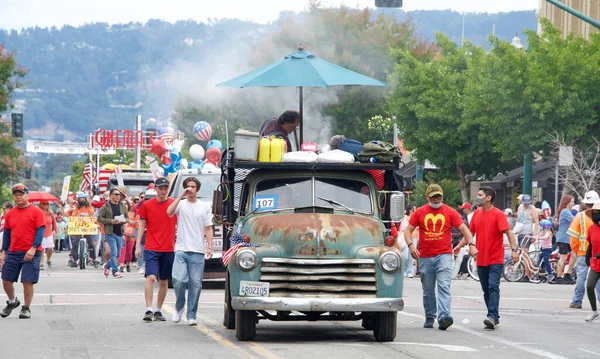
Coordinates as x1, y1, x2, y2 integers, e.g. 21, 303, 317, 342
0, 0, 539, 30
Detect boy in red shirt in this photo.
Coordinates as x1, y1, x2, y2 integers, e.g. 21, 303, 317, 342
0, 184, 46, 319
135, 177, 177, 322
455, 186, 519, 330
404, 184, 474, 330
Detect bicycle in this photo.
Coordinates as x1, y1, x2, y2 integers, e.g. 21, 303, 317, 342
503, 235, 554, 283
74, 235, 99, 270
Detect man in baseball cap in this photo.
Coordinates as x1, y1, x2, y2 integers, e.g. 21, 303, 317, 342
403, 183, 474, 330
135, 176, 177, 322
1, 183, 45, 319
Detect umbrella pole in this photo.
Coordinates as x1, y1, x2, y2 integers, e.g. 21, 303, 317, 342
298, 86, 303, 148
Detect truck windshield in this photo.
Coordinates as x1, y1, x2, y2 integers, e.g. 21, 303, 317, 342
254, 178, 312, 210
172, 174, 221, 200
108, 179, 152, 197
315, 178, 372, 213
253, 177, 372, 213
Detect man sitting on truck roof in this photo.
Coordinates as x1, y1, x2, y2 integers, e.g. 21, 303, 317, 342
259, 110, 300, 153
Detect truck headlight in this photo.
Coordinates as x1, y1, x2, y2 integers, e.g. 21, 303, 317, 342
236, 249, 258, 271
379, 252, 401, 273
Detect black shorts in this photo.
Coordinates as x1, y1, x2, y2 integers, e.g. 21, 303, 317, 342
1, 251, 42, 284
557, 242, 571, 255
144, 250, 174, 281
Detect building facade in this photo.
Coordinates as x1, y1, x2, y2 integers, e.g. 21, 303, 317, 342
538, 0, 600, 39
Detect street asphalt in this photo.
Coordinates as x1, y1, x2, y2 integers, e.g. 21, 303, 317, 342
0, 251, 598, 359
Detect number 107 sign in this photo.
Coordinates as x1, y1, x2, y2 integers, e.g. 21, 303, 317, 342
252, 195, 278, 211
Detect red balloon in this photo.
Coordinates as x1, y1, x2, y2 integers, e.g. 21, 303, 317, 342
204, 147, 222, 167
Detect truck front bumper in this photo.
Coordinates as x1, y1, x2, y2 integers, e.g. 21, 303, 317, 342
231, 296, 404, 312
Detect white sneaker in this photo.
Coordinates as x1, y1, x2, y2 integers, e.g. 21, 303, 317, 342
138, 267, 144, 274
172, 308, 184, 323
408, 274, 414, 278
585, 311, 600, 322
188, 319, 198, 326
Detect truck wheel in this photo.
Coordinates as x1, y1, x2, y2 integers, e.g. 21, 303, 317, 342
223, 274, 235, 329
373, 312, 397, 342
361, 315, 374, 330
235, 310, 256, 341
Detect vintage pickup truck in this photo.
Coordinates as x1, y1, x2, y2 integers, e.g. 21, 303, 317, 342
220, 155, 405, 342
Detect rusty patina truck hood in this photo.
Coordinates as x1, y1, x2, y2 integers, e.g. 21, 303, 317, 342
242, 213, 384, 258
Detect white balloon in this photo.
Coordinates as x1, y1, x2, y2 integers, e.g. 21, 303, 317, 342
189, 144, 205, 160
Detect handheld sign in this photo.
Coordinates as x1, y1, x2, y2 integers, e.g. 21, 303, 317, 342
67, 216, 98, 235
252, 195, 278, 211
61, 176, 71, 202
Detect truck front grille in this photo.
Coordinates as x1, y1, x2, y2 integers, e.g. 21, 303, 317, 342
260, 258, 377, 298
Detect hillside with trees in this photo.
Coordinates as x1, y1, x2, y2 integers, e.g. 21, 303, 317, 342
0, 9, 536, 140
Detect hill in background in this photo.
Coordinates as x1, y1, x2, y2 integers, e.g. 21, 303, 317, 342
0, 9, 537, 141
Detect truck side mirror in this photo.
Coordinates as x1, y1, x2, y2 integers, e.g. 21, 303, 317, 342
389, 192, 405, 222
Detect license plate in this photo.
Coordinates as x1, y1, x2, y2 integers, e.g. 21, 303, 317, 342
239, 281, 270, 297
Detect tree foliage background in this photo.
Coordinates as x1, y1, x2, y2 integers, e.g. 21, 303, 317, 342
0, 44, 28, 202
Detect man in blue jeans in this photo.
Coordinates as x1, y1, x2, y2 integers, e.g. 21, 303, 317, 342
405, 184, 474, 330
456, 186, 519, 330
97, 188, 130, 279
167, 177, 213, 326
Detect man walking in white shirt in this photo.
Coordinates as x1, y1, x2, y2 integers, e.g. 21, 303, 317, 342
167, 177, 213, 326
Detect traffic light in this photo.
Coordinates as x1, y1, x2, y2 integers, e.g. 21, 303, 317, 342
11, 113, 23, 138
375, 0, 402, 7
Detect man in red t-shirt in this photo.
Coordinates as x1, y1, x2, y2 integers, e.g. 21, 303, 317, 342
404, 184, 474, 330
454, 186, 519, 330
135, 177, 177, 322
0, 183, 46, 319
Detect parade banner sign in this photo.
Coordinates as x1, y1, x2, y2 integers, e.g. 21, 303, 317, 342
26, 140, 116, 155
67, 216, 98, 235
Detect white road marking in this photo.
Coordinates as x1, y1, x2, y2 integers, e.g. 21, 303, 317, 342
398, 311, 568, 359
387, 342, 477, 352
454, 296, 569, 302
579, 348, 600, 356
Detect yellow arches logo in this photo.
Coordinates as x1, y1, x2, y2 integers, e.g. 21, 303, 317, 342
424, 213, 445, 232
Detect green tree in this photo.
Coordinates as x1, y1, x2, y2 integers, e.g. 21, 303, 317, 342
0, 44, 28, 202
388, 34, 506, 201
466, 19, 600, 161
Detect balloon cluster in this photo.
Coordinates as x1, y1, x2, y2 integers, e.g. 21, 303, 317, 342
149, 126, 185, 176
148, 121, 223, 174
188, 121, 222, 169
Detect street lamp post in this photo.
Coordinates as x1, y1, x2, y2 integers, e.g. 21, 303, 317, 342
511, 33, 532, 196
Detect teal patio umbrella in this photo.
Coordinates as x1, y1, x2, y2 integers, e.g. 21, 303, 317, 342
217, 46, 387, 146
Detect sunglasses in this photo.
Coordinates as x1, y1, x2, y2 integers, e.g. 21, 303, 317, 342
12, 185, 27, 193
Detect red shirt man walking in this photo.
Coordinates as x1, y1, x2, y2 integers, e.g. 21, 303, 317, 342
455, 186, 519, 330
135, 177, 177, 322
0, 183, 46, 319
404, 184, 474, 330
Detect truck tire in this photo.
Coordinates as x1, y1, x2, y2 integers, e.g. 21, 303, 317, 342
373, 312, 397, 342
235, 310, 256, 341
361, 315, 374, 330
223, 274, 235, 329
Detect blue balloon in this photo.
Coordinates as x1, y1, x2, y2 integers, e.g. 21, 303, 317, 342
206, 139, 223, 151
162, 150, 183, 176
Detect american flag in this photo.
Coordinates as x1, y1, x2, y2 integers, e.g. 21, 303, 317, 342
80, 161, 94, 192
222, 233, 258, 266
97, 169, 113, 194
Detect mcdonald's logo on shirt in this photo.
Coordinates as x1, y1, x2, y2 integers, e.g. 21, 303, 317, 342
424, 213, 445, 232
